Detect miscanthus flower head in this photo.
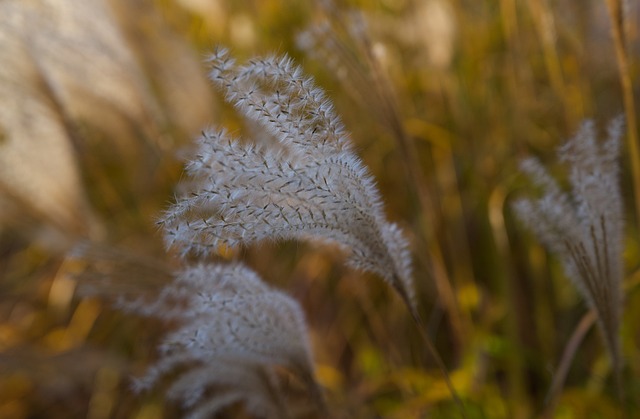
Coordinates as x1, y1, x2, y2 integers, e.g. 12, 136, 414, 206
160, 48, 414, 308
514, 118, 625, 369
123, 263, 317, 419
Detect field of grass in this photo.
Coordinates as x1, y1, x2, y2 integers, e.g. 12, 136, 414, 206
0, 0, 638, 418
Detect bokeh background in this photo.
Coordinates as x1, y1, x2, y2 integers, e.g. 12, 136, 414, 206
0, 0, 639, 417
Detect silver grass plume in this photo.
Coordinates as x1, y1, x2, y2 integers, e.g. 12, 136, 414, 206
160, 48, 414, 309
122, 263, 320, 419
513, 118, 624, 371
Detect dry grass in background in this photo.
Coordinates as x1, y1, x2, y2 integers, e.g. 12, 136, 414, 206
1, 0, 639, 418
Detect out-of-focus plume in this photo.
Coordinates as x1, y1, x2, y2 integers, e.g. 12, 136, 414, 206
0, 0, 215, 248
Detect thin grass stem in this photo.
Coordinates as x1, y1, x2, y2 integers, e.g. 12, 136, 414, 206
542, 310, 596, 418
394, 284, 467, 419
604, 0, 640, 228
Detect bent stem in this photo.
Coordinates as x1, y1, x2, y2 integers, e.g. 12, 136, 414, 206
542, 310, 596, 418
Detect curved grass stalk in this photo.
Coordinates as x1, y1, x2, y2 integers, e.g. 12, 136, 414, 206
542, 310, 597, 418
604, 0, 640, 229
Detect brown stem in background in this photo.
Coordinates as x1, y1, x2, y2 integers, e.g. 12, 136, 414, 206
604, 0, 640, 229
602, 3, 634, 411
541, 270, 640, 419
396, 284, 467, 419
542, 310, 596, 418
316, 4, 469, 352
488, 187, 532, 419
527, 0, 570, 123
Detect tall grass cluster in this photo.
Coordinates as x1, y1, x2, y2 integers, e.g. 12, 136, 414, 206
0, 0, 639, 418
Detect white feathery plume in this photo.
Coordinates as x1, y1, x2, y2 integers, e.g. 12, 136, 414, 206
513, 118, 625, 370
160, 48, 414, 308
160, 362, 282, 419
123, 263, 319, 418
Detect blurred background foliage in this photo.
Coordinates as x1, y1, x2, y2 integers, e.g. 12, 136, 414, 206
0, 0, 639, 417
